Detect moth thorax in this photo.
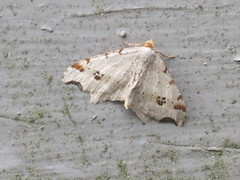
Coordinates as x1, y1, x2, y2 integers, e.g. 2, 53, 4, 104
144, 40, 155, 49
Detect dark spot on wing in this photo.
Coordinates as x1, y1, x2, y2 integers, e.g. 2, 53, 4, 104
156, 96, 166, 106
118, 49, 123, 55
105, 53, 108, 58
163, 67, 168, 73
94, 71, 104, 80
169, 80, 175, 85
94, 75, 101, 80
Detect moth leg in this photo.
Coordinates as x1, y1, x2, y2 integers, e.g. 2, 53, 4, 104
105, 46, 113, 52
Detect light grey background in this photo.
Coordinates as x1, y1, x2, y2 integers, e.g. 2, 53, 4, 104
0, 0, 240, 179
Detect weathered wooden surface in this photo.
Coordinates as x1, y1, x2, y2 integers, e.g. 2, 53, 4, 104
0, 0, 240, 179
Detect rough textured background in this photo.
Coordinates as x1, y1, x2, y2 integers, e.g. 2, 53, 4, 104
0, 0, 240, 179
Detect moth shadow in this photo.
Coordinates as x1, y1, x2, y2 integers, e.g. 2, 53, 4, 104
106, 102, 179, 126
157, 118, 179, 126
110, 101, 136, 115
64, 83, 180, 126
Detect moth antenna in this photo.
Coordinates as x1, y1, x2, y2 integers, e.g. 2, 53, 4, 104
155, 50, 175, 59
121, 39, 144, 47
121, 39, 174, 58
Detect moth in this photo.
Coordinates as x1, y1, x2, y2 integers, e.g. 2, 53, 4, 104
62, 40, 186, 126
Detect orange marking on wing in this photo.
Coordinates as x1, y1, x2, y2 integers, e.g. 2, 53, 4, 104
174, 104, 186, 112
71, 63, 84, 72
177, 95, 183, 101
85, 58, 90, 64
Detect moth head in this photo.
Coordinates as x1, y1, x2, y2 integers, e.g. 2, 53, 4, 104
144, 39, 155, 49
